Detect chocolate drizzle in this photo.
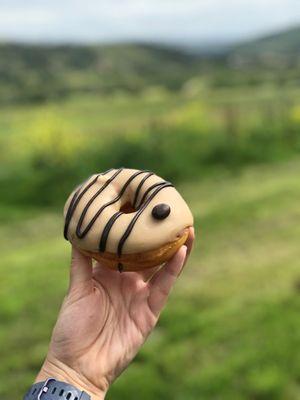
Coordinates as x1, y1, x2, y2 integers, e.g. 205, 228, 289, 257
117, 182, 173, 257
132, 172, 154, 208
136, 181, 166, 208
64, 168, 174, 258
64, 175, 99, 240
64, 168, 123, 240
76, 169, 146, 238
99, 211, 123, 252
118, 263, 124, 273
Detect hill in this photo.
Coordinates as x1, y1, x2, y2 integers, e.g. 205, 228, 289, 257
1, 26, 300, 104
0, 43, 196, 104
229, 25, 300, 67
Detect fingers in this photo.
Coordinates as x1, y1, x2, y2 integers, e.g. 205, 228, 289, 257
138, 265, 162, 282
139, 227, 195, 282
147, 245, 187, 317
69, 246, 93, 291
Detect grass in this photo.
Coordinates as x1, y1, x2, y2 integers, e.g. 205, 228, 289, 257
2, 85, 300, 210
0, 159, 299, 399
0, 91, 182, 141
1, 84, 300, 138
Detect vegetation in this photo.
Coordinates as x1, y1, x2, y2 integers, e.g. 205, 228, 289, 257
1, 25, 300, 104
230, 26, 300, 65
0, 43, 196, 104
1, 85, 300, 207
1, 24, 300, 399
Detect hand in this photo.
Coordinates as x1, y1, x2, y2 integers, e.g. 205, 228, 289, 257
36, 228, 195, 399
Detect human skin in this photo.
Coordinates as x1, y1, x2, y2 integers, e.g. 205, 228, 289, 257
35, 228, 195, 399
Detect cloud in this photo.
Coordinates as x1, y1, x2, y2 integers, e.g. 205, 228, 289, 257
0, 0, 299, 43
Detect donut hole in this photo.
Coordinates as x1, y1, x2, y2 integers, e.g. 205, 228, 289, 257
120, 201, 136, 214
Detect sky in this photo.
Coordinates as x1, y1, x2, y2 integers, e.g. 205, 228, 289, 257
0, 0, 300, 44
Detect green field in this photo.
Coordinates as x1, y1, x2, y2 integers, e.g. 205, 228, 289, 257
1, 157, 299, 399
1, 29, 300, 400
2, 85, 300, 208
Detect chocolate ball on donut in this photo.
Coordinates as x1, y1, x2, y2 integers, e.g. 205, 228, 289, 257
152, 203, 171, 220
63, 168, 193, 271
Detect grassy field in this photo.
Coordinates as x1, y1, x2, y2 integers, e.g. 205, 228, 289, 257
1, 35, 300, 400
2, 86, 300, 210
2, 85, 300, 139
1, 158, 299, 399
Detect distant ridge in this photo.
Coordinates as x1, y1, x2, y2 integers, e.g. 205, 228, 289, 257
229, 25, 300, 66
0, 25, 300, 103
0, 42, 196, 103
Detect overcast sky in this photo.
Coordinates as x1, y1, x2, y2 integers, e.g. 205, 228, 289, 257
0, 0, 299, 44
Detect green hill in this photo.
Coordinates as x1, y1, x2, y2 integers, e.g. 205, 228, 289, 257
0, 43, 195, 103
1, 26, 300, 104
229, 25, 300, 67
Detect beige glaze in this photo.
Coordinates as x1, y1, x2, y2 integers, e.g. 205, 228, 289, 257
64, 168, 193, 255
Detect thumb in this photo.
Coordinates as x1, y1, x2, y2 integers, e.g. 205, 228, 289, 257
69, 246, 93, 291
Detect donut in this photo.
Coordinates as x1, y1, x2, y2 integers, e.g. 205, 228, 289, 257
63, 168, 193, 272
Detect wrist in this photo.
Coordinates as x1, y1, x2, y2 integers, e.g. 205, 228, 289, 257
35, 358, 107, 400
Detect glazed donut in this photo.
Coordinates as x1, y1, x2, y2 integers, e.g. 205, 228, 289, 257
63, 168, 193, 272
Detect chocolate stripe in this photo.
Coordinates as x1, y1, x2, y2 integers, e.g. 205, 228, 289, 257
65, 186, 81, 221
99, 211, 123, 252
132, 172, 154, 208
117, 182, 173, 257
96, 170, 154, 252
75, 168, 124, 238
76, 170, 147, 238
136, 181, 167, 208
64, 175, 100, 240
